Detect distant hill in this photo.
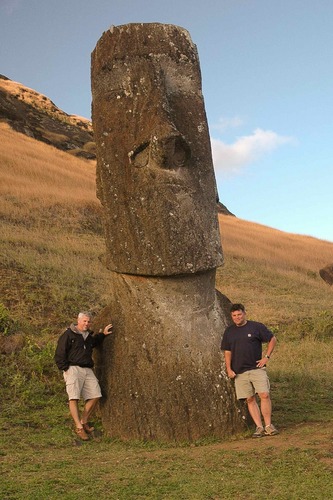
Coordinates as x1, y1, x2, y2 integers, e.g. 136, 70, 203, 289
0, 73, 235, 215
217, 200, 235, 216
0, 74, 95, 159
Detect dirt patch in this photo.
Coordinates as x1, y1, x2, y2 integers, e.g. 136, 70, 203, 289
186, 422, 333, 470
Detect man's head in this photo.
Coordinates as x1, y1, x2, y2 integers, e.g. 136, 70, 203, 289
230, 303, 247, 327
77, 312, 92, 332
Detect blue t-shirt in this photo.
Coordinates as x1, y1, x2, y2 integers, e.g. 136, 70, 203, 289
221, 320, 273, 374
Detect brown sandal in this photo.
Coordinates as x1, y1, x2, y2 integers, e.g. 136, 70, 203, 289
81, 422, 95, 433
76, 427, 89, 441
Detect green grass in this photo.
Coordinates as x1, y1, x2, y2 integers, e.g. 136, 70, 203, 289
1, 332, 333, 499
1, 420, 333, 499
1, 397, 333, 500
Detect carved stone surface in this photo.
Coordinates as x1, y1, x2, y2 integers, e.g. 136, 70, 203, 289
94, 271, 243, 441
91, 23, 223, 276
319, 264, 333, 286
91, 23, 245, 441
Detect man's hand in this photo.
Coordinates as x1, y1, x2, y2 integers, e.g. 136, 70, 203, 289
103, 323, 113, 335
224, 351, 236, 378
227, 368, 236, 379
256, 357, 268, 368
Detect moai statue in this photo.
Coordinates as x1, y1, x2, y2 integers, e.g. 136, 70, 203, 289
91, 23, 245, 441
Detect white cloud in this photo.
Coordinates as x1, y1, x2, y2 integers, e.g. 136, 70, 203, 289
211, 128, 294, 175
211, 115, 244, 132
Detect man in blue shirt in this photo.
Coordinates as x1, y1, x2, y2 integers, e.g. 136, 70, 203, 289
221, 303, 278, 438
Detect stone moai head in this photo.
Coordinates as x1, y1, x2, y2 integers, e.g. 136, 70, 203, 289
91, 23, 223, 276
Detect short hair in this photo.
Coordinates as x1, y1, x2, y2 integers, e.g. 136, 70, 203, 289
230, 303, 245, 313
78, 311, 92, 319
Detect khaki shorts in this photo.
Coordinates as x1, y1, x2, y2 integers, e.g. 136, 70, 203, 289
234, 368, 270, 399
63, 366, 102, 401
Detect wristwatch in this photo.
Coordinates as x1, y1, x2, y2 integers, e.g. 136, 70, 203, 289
265, 354, 270, 359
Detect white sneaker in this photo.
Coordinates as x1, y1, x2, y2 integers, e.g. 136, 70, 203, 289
252, 426, 265, 438
265, 424, 279, 436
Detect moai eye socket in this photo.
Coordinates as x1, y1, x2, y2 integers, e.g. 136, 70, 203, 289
128, 143, 150, 168
129, 136, 191, 170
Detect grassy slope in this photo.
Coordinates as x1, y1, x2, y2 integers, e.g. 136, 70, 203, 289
1, 123, 333, 499
217, 215, 333, 325
2, 120, 332, 331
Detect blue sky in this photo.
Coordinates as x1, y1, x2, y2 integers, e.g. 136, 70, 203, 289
1, 0, 333, 242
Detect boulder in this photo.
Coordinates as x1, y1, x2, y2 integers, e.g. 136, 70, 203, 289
319, 264, 333, 286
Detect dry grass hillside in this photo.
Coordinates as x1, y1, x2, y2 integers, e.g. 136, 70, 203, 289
0, 122, 105, 336
1, 120, 332, 337
217, 215, 333, 326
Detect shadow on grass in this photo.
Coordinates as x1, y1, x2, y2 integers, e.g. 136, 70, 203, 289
271, 372, 333, 427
